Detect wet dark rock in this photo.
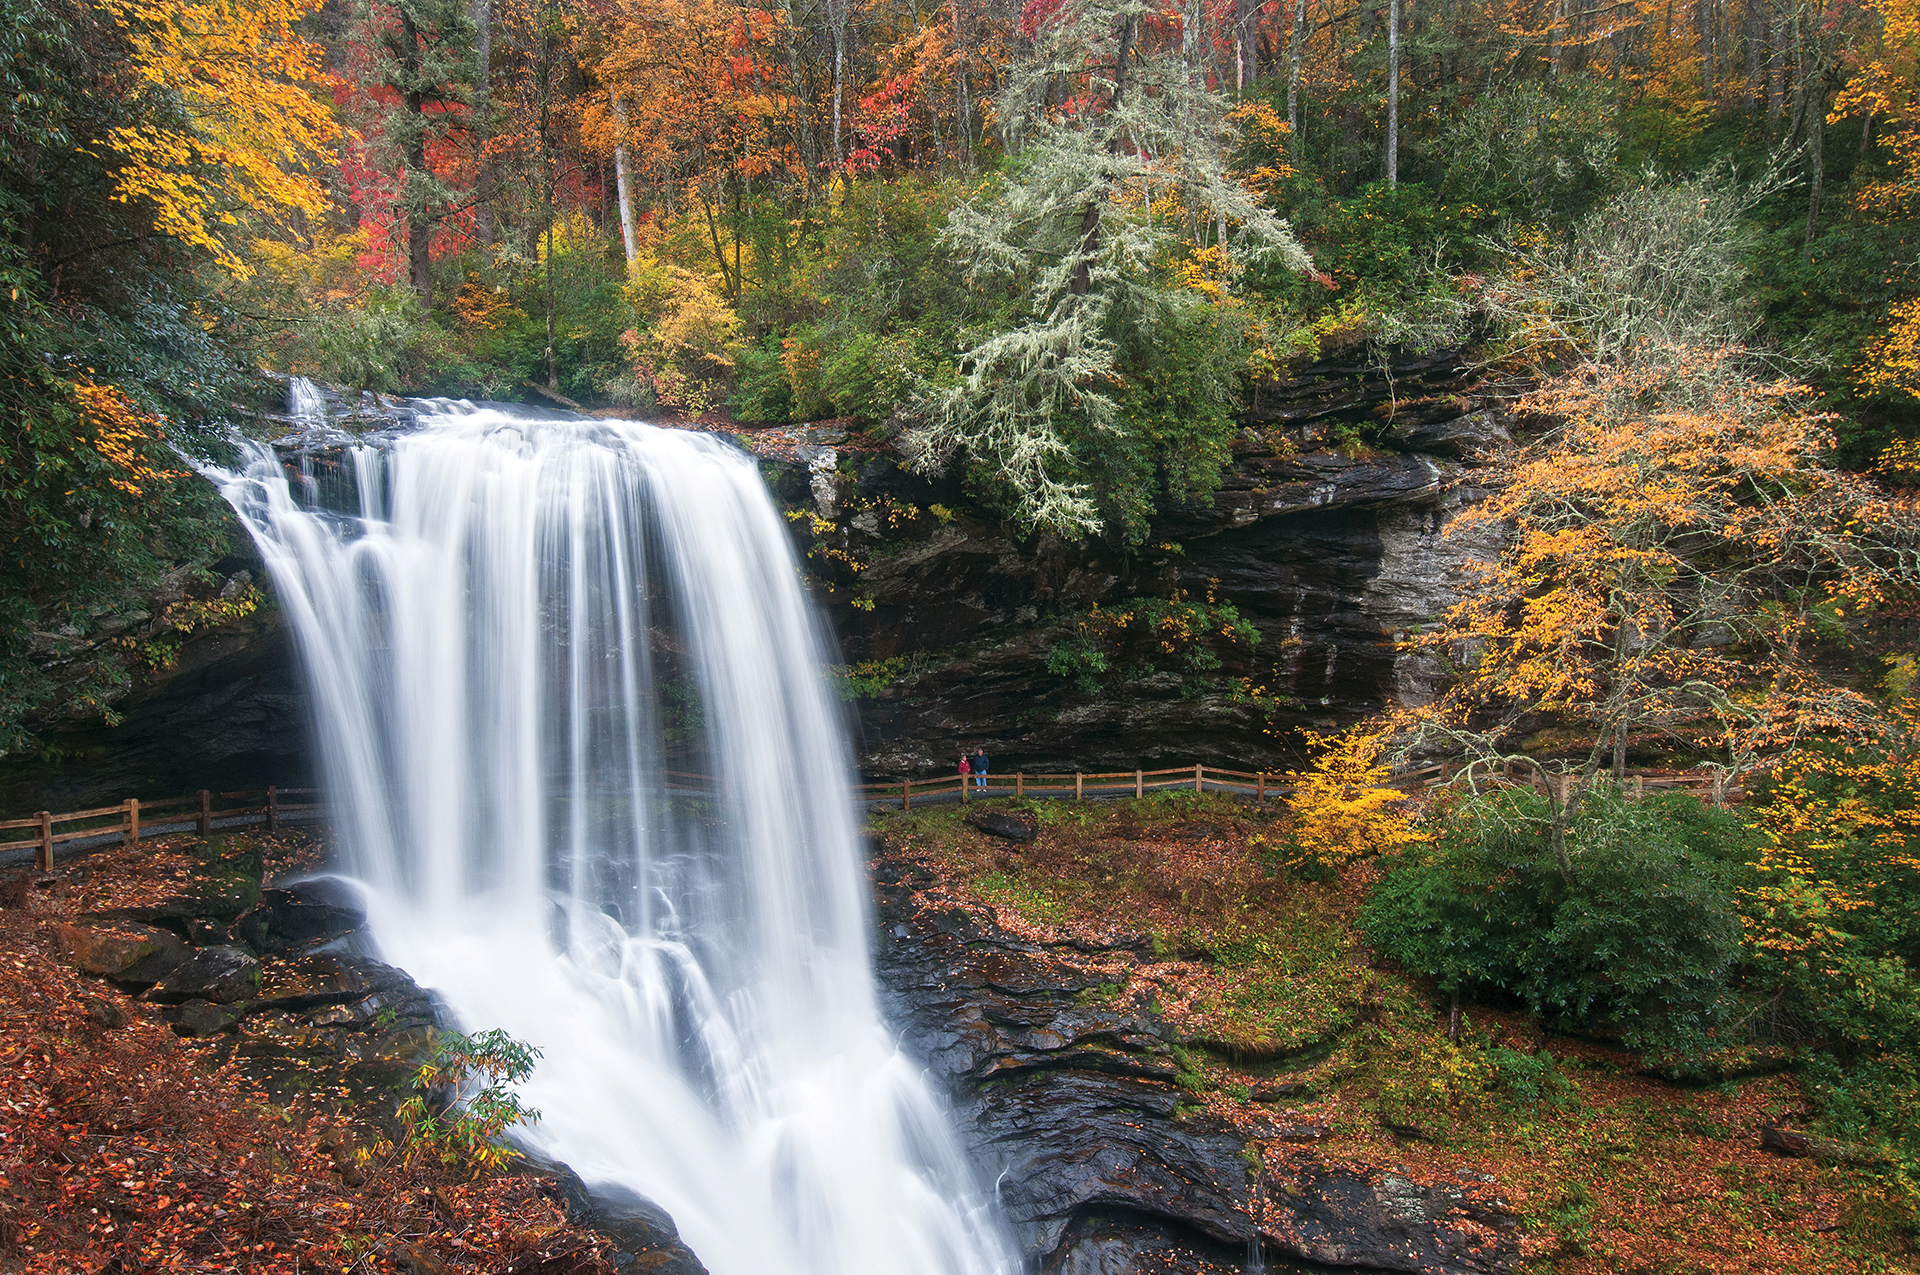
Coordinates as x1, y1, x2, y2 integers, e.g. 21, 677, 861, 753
0, 604, 310, 815
54, 921, 190, 985
165, 998, 245, 1036
1041, 1209, 1272, 1275
774, 388, 1505, 775
148, 945, 260, 1004
84, 996, 129, 1028
254, 952, 431, 1018
1385, 410, 1511, 459
103, 884, 262, 935
529, 1158, 710, 1275
3, 352, 1503, 806
871, 852, 1521, 1275
1262, 1163, 1520, 1273
966, 809, 1039, 842
231, 879, 366, 954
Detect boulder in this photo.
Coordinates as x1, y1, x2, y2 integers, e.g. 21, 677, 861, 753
148, 945, 260, 1004
231, 878, 365, 954
966, 809, 1039, 842
530, 1160, 709, 1275
253, 953, 435, 1032
54, 921, 190, 985
93, 884, 263, 939
83, 996, 129, 1028
164, 998, 244, 1037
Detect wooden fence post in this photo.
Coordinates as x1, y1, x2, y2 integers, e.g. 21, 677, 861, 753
1194, 763, 1203, 794
36, 811, 52, 872
1016, 773, 1024, 799
1257, 773, 1265, 801
1075, 773, 1083, 802
197, 790, 211, 836
903, 779, 911, 813
123, 798, 139, 850
1555, 773, 1573, 807
1631, 775, 1644, 801
961, 774, 969, 805
266, 785, 279, 833
1134, 769, 1143, 800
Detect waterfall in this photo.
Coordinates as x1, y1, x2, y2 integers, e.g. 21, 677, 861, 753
288, 375, 327, 421
208, 400, 1013, 1275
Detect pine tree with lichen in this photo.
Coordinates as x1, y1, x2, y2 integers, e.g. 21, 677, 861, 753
906, 0, 1312, 539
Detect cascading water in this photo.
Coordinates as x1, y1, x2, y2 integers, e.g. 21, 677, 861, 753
287, 375, 327, 422
208, 400, 1015, 1275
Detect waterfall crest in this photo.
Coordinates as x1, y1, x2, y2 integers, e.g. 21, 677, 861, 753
209, 401, 1012, 1275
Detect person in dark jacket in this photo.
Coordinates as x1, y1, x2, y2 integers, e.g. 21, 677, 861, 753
972, 748, 989, 790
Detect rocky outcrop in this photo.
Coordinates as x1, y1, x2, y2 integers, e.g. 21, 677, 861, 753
0, 601, 310, 815
871, 850, 1522, 1274
782, 348, 1506, 774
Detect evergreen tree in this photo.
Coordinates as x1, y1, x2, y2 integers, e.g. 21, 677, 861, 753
907, 0, 1311, 538
362, 0, 477, 307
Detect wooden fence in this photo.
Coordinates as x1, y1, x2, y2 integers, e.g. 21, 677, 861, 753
4, 763, 1735, 870
0, 787, 321, 872
854, 762, 1734, 811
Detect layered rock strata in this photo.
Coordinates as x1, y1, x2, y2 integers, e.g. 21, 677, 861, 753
871, 850, 1522, 1275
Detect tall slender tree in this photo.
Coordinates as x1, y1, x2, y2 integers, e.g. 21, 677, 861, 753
362, 0, 476, 306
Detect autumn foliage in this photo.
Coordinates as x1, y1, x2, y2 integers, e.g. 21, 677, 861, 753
0, 837, 615, 1274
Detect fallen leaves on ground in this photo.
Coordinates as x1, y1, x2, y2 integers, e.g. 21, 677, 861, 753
874, 796, 1918, 1275
0, 834, 614, 1275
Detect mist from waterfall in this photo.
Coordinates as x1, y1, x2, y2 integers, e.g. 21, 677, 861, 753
208, 400, 1014, 1275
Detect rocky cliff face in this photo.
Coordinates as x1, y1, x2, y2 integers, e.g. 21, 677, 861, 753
773, 348, 1505, 776
0, 351, 1502, 808
870, 844, 1522, 1275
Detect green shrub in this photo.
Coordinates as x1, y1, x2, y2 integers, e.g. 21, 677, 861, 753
1361, 787, 1744, 1059
396, 1027, 543, 1177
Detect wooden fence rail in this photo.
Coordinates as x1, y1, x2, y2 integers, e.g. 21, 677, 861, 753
7, 764, 1737, 869
855, 762, 1739, 810
0, 786, 321, 871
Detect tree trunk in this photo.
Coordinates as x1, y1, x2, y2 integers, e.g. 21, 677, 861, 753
829, 0, 850, 169
471, 0, 492, 247
952, 0, 973, 156
780, 0, 819, 179
1548, 773, 1577, 884
1287, 0, 1306, 157
1069, 15, 1135, 298
1698, 0, 1715, 102
1236, 0, 1256, 92
612, 93, 638, 266
1386, 0, 1401, 182
1803, 36, 1824, 242
544, 215, 557, 390
398, 5, 432, 309
1766, 0, 1786, 132
407, 122, 432, 308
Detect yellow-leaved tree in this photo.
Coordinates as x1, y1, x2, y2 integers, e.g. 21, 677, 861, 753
101, 0, 341, 275
1278, 726, 1427, 874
